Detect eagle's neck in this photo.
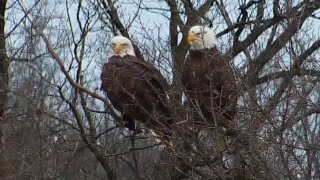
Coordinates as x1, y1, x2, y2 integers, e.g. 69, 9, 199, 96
108, 55, 137, 64
188, 47, 224, 68
189, 46, 218, 56
112, 52, 136, 58
190, 44, 214, 50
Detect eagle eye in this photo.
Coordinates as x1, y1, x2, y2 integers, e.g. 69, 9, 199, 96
111, 42, 116, 46
195, 32, 201, 35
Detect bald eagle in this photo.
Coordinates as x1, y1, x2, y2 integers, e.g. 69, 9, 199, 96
101, 36, 172, 138
182, 25, 237, 131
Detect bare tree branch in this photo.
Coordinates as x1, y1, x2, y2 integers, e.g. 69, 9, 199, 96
39, 32, 121, 122
247, 4, 319, 86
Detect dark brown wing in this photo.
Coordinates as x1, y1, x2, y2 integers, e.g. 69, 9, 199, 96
182, 47, 238, 124
101, 55, 171, 136
207, 48, 237, 121
101, 55, 170, 105
101, 56, 137, 130
132, 60, 170, 99
101, 56, 134, 95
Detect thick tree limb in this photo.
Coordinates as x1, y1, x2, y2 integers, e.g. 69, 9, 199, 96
165, 0, 183, 48
254, 68, 320, 86
251, 36, 320, 87
249, 37, 320, 87
229, 16, 283, 57
247, 4, 319, 87
0, 0, 8, 118
102, 0, 129, 37
261, 38, 320, 109
229, 1, 317, 57
0, 0, 12, 178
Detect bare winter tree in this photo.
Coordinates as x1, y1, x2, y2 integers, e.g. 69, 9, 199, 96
0, 0, 12, 179
2, 0, 320, 179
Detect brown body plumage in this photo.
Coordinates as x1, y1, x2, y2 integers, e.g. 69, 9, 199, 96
101, 53, 172, 137
182, 44, 237, 128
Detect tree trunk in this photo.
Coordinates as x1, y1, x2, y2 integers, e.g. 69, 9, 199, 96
0, 0, 11, 178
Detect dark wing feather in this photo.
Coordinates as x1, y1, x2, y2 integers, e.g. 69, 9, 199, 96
132, 61, 170, 96
100, 55, 171, 137
182, 47, 238, 126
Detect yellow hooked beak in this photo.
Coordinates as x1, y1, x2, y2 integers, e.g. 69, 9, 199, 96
114, 43, 124, 54
187, 35, 198, 44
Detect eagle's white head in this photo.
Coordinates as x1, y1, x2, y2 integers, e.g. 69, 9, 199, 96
188, 25, 216, 50
110, 36, 136, 57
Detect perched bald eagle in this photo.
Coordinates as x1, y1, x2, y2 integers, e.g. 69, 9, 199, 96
182, 25, 237, 131
101, 36, 172, 138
